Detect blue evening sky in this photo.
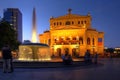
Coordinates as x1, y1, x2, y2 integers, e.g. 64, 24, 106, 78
0, 0, 120, 48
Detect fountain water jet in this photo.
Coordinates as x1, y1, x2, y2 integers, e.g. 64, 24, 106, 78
18, 8, 51, 61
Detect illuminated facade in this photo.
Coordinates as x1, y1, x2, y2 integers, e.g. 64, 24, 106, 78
39, 9, 104, 57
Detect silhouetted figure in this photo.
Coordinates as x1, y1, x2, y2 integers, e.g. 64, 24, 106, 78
62, 53, 73, 65
94, 52, 98, 64
1, 45, 13, 73
67, 54, 73, 64
84, 50, 92, 63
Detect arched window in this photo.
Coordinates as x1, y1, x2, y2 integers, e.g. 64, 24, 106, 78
84, 21, 87, 24
57, 22, 58, 25
72, 48, 77, 57
87, 38, 90, 45
72, 21, 74, 24
64, 48, 69, 54
81, 21, 83, 24
60, 22, 62, 25
66, 37, 70, 40
65, 21, 70, 25
54, 39, 57, 42
57, 48, 61, 57
78, 21, 80, 24
79, 37, 83, 44
54, 22, 56, 26
73, 37, 76, 40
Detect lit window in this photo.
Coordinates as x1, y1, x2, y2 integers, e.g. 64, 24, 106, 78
87, 38, 90, 45
54, 39, 57, 42
65, 21, 70, 25
79, 37, 83, 44
66, 37, 70, 40
54, 23, 56, 26
72, 21, 74, 24
14, 17, 16, 19
81, 21, 83, 24
84, 21, 87, 24
73, 37, 76, 40
14, 19, 16, 22
14, 27, 17, 30
10, 24, 13, 26
60, 22, 62, 25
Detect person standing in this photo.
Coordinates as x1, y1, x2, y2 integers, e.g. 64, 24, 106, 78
1, 44, 13, 73
84, 50, 92, 63
94, 52, 98, 64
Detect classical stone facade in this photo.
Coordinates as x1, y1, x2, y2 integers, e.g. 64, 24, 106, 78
39, 9, 104, 57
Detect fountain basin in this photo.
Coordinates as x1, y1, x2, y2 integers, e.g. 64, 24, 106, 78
18, 43, 51, 61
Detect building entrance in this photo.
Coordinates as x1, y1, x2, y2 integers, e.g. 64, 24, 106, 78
72, 48, 77, 57
57, 48, 61, 57
64, 48, 69, 54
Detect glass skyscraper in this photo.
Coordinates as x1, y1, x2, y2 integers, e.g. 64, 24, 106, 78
3, 8, 22, 42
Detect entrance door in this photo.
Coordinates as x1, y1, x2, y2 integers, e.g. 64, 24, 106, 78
72, 48, 77, 57
64, 48, 69, 54
57, 48, 61, 57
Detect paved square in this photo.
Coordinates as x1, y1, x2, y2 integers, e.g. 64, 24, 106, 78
0, 58, 120, 80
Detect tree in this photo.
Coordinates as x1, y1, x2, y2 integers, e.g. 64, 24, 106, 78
0, 19, 21, 50
106, 48, 114, 54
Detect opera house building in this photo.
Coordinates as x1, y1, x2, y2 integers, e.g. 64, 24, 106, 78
39, 9, 104, 57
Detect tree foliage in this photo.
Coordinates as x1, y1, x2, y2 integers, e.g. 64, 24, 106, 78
0, 19, 21, 50
106, 48, 114, 54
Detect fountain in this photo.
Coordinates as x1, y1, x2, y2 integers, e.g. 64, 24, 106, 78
18, 8, 51, 61
18, 42, 51, 61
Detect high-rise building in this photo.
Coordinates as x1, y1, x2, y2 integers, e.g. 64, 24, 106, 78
39, 9, 104, 57
3, 8, 22, 42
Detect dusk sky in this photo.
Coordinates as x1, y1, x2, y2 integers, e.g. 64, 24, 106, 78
0, 0, 120, 48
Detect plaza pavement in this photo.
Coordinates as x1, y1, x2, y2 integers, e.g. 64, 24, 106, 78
0, 58, 120, 80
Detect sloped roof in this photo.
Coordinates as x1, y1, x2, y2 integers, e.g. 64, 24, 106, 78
51, 14, 90, 20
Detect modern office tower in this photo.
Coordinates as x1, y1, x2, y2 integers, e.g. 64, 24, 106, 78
3, 8, 22, 42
